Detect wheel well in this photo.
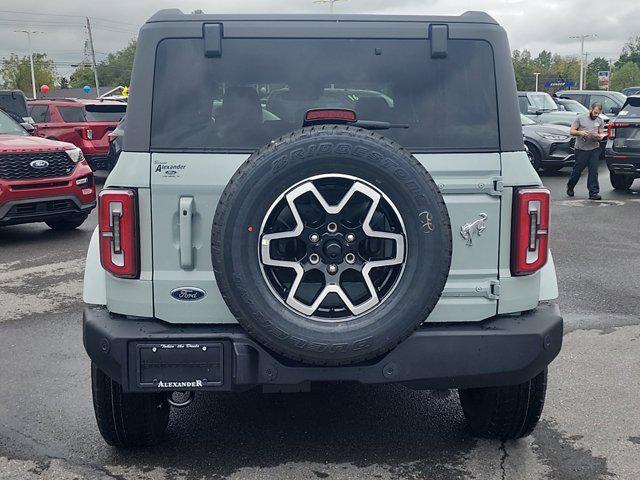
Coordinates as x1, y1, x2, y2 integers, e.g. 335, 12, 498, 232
524, 141, 541, 158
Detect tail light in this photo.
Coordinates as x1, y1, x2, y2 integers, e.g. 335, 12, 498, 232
99, 189, 139, 278
512, 188, 550, 275
607, 123, 623, 140
76, 127, 93, 140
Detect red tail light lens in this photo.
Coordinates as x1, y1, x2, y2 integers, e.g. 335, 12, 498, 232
75, 127, 93, 140
607, 123, 627, 140
512, 188, 550, 275
98, 189, 139, 278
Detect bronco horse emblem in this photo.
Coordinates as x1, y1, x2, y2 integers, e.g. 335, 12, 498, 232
460, 213, 488, 246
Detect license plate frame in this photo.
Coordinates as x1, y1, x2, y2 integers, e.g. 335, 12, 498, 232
136, 342, 224, 388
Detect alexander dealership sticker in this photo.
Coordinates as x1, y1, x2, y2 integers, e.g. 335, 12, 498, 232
154, 160, 186, 178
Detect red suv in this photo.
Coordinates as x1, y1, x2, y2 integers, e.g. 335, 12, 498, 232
0, 108, 96, 229
27, 99, 126, 171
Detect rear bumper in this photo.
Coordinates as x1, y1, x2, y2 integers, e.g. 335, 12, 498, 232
605, 153, 640, 176
83, 303, 563, 393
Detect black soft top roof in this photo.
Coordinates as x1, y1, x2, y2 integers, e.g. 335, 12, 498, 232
146, 9, 497, 25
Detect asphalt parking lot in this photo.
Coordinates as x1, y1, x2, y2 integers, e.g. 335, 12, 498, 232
0, 166, 639, 480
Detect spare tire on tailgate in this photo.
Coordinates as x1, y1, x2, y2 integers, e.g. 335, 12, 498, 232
212, 126, 452, 365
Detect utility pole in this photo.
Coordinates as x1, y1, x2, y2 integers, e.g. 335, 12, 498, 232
533, 72, 541, 92
608, 58, 614, 91
85, 17, 100, 97
313, 0, 347, 14
14, 30, 40, 99
570, 34, 596, 90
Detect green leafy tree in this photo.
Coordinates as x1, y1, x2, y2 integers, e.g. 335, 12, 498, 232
69, 40, 137, 89
586, 57, 611, 90
611, 62, 640, 91
69, 65, 95, 88
512, 49, 536, 90
536, 50, 552, 70
59, 77, 69, 89
615, 36, 640, 68
548, 54, 580, 87
0, 53, 57, 94
512, 49, 581, 92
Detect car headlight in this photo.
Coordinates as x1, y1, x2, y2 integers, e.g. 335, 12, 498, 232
536, 132, 570, 142
65, 147, 85, 163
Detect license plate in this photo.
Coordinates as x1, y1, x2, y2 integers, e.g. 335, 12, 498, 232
137, 342, 223, 388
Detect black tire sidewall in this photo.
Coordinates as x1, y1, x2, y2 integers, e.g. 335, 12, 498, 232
610, 172, 634, 190
213, 126, 451, 365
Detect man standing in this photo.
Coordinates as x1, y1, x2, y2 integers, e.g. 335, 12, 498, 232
567, 102, 605, 200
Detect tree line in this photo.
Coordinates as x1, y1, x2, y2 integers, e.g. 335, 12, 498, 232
513, 36, 640, 92
2, 36, 640, 94
0, 40, 136, 93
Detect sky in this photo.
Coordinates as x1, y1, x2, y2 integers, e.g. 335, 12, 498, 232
0, 0, 638, 79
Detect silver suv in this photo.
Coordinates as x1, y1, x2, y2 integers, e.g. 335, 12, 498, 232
82, 9, 562, 448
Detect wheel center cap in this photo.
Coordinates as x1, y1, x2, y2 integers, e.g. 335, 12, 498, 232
323, 240, 343, 261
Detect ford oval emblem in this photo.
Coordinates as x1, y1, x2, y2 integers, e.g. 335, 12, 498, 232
170, 287, 206, 301
30, 159, 49, 169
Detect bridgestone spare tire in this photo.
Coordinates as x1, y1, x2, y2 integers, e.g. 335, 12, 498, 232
212, 126, 451, 365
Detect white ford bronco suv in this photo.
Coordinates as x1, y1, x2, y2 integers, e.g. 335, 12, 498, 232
83, 10, 562, 448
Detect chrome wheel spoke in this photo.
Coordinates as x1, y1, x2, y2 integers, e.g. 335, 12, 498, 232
259, 174, 407, 321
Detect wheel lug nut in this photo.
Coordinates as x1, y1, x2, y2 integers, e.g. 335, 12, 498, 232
309, 253, 320, 265
327, 222, 338, 233
309, 233, 320, 243
345, 233, 355, 243
345, 253, 356, 264
327, 264, 338, 275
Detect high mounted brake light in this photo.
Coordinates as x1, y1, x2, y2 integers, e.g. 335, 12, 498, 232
98, 189, 139, 278
304, 109, 357, 124
512, 188, 550, 275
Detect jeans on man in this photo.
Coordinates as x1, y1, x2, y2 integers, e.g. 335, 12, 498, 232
567, 148, 600, 195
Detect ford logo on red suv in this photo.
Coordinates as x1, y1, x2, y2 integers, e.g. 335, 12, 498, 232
30, 159, 49, 169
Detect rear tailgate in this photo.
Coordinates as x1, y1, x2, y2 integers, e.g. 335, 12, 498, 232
84, 104, 126, 145
150, 153, 502, 325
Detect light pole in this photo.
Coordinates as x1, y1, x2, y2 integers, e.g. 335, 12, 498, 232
570, 34, 596, 90
533, 72, 541, 92
313, 0, 348, 14
14, 30, 41, 99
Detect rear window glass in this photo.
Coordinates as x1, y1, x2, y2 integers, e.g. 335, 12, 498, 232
29, 104, 50, 123
151, 38, 499, 152
58, 106, 87, 122
85, 104, 126, 122
0, 92, 28, 118
619, 97, 640, 118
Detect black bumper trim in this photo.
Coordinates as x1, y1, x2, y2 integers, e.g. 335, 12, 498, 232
83, 303, 563, 392
85, 155, 113, 171
0, 195, 95, 226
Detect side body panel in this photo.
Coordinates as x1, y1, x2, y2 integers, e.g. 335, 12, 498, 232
102, 152, 154, 317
